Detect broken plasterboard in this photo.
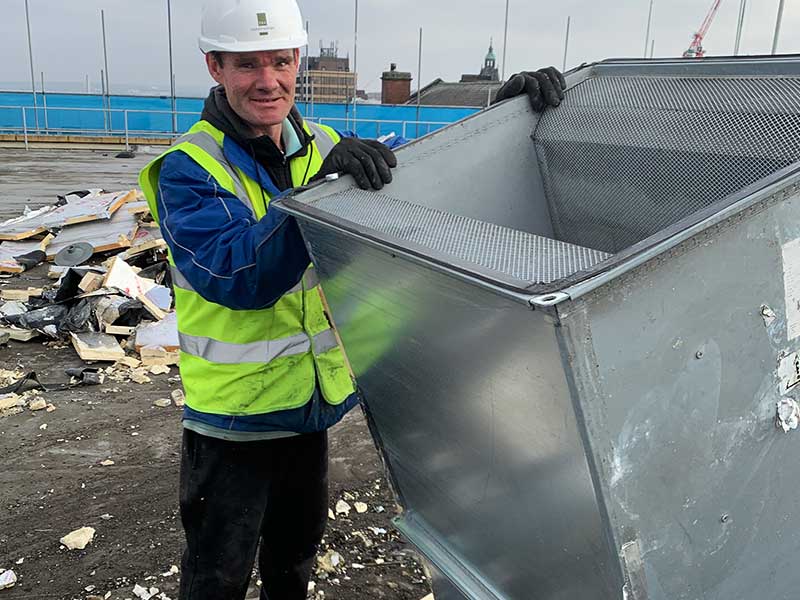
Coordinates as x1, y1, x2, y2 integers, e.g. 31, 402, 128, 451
0, 236, 51, 273
0, 326, 40, 342
0, 301, 27, 318
102, 257, 171, 319
94, 295, 135, 328
70, 332, 126, 362
140, 346, 180, 367
47, 205, 139, 260
135, 312, 178, 352
0, 287, 44, 302
0, 189, 136, 241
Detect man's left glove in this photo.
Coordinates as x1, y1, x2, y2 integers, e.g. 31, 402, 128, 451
493, 67, 566, 112
312, 137, 398, 190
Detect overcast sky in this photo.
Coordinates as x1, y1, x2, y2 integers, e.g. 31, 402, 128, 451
1, 0, 798, 96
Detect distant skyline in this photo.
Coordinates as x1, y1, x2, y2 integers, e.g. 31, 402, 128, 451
1, 0, 797, 97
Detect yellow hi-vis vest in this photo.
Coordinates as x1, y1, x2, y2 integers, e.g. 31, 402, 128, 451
138, 119, 356, 416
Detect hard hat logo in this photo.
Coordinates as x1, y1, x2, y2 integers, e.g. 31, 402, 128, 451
199, 0, 308, 53
255, 12, 272, 36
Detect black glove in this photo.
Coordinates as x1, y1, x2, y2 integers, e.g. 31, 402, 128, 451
312, 137, 398, 190
493, 67, 566, 112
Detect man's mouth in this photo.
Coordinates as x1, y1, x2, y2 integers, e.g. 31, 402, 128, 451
251, 97, 281, 105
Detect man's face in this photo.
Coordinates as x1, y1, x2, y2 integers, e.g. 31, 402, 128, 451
206, 49, 300, 135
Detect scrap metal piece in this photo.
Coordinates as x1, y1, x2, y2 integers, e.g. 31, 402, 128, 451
54, 242, 94, 267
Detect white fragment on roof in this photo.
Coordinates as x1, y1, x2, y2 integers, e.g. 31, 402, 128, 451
335, 499, 351, 516
761, 304, 776, 327
0, 569, 17, 589
60, 526, 95, 550
777, 397, 800, 432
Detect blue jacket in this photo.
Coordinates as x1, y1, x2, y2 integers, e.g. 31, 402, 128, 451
156, 133, 359, 435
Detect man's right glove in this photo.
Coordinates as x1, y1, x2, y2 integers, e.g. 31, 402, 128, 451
493, 67, 566, 112
312, 137, 398, 190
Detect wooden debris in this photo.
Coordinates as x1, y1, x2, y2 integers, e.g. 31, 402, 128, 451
0, 287, 43, 302
126, 201, 151, 215
120, 227, 165, 261
122, 238, 167, 261
0, 205, 55, 241
105, 324, 135, 336
70, 332, 126, 362
78, 272, 105, 294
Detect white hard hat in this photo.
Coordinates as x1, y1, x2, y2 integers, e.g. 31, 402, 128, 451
199, 0, 308, 53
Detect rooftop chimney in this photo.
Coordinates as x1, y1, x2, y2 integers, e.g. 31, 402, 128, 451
381, 63, 412, 105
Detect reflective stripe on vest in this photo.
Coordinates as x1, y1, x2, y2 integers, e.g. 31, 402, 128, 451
179, 328, 338, 364
306, 121, 336, 158
173, 130, 250, 205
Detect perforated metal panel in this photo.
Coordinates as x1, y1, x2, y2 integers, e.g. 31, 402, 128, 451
311, 189, 611, 285
535, 76, 800, 253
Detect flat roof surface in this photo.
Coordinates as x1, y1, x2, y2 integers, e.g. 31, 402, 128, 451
0, 148, 151, 220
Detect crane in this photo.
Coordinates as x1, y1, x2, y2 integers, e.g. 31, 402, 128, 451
683, 0, 723, 58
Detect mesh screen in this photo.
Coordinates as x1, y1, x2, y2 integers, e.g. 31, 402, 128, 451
535, 76, 800, 253
311, 190, 611, 285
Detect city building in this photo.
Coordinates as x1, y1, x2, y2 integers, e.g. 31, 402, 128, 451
296, 41, 360, 104
460, 39, 500, 82
407, 40, 503, 107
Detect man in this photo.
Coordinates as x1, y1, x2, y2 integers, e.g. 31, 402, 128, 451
139, 0, 566, 597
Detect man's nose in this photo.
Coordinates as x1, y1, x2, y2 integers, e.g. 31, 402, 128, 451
254, 67, 281, 90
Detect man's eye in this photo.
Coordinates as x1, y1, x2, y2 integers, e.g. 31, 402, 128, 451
239, 63, 254, 69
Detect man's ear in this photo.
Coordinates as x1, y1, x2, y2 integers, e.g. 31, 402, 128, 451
205, 52, 225, 85
294, 48, 301, 66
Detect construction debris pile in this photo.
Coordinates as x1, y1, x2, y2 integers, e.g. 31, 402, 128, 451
0, 189, 178, 391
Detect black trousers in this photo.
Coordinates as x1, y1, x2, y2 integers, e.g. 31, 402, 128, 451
178, 428, 328, 600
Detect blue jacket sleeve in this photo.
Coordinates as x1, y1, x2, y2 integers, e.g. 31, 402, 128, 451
156, 150, 310, 311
